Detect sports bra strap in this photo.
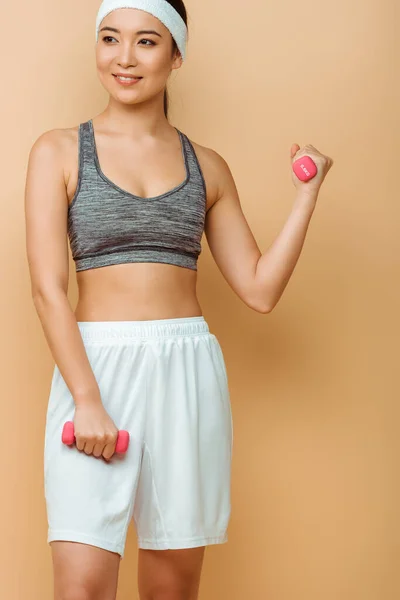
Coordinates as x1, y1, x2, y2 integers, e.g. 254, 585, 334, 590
78, 120, 96, 170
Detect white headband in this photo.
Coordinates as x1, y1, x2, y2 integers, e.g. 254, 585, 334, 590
96, 0, 187, 61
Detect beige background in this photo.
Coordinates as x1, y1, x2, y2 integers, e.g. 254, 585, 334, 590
1, 0, 398, 598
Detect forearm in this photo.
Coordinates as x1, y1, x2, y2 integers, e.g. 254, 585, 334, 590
33, 290, 101, 406
254, 191, 318, 311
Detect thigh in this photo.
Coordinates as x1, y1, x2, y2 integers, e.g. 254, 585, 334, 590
137, 547, 206, 600
51, 540, 120, 600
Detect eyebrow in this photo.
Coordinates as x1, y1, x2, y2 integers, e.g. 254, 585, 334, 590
99, 26, 162, 38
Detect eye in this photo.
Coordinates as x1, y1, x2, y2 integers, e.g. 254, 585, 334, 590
139, 39, 156, 46
102, 35, 117, 43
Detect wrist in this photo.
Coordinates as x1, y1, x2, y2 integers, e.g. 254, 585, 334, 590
293, 189, 319, 210
73, 386, 102, 407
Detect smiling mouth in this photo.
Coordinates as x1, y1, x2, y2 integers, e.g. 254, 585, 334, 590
113, 74, 143, 81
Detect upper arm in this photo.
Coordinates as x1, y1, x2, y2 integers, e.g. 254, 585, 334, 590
25, 129, 70, 298
204, 150, 263, 310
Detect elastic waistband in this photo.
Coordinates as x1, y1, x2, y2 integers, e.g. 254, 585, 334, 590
77, 316, 209, 342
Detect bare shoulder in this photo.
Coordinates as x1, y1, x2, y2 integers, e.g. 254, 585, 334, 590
28, 125, 79, 199
187, 137, 232, 212
29, 125, 77, 158
28, 125, 77, 166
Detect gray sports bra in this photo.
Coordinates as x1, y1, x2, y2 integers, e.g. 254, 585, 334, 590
67, 119, 207, 272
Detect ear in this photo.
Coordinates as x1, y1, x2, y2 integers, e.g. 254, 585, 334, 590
171, 44, 183, 71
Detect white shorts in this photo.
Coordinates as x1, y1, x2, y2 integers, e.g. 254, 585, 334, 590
44, 316, 233, 557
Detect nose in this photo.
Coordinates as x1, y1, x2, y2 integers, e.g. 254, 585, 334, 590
116, 41, 139, 68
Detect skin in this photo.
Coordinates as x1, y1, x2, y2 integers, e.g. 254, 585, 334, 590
25, 8, 333, 599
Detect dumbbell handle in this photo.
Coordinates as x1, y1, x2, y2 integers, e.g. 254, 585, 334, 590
62, 421, 130, 453
292, 156, 317, 182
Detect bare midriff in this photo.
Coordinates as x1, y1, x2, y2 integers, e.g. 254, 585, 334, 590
73, 261, 202, 322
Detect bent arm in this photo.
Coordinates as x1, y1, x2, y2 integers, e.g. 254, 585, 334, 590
253, 192, 318, 311
204, 150, 319, 313
25, 130, 101, 406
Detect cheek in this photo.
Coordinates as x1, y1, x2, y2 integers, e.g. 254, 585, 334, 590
97, 61, 108, 75
144, 55, 173, 80
95, 48, 115, 72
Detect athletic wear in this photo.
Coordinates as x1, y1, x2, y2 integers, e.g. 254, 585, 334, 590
44, 316, 233, 556
67, 120, 207, 272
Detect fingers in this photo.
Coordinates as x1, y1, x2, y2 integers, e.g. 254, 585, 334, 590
83, 441, 96, 455
102, 441, 117, 461
75, 437, 86, 452
291, 143, 334, 171
75, 432, 118, 459
290, 143, 301, 159
91, 432, 116, 457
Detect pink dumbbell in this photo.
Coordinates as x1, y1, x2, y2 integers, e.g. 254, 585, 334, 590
292, 156, 317, 182
62, 421, 130, 453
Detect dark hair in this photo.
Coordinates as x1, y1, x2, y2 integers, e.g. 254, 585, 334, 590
164, 0, 188, 120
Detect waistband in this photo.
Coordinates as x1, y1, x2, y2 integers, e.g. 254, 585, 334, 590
77, 316, 210, 342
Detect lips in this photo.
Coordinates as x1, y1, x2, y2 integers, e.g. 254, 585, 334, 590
113, 74, 142, 79
113, 74, 143, 87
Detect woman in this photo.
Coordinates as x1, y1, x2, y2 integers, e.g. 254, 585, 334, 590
25, 0, 333, 598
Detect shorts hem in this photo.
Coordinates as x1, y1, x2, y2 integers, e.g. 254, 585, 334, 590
137, 531, 228, 550
47, 529, 125, 557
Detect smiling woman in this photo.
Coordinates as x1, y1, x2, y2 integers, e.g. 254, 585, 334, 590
25, 0, 334, 597
25, 1, 235, 599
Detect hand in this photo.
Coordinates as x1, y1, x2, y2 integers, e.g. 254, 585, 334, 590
290, 143, 334, 196
73, 401, 119, 462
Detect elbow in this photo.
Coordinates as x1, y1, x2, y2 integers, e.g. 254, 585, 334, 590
245, 293, 274, 314
257, 303, 274, 314
32, 285, 67, 306
32, 291, 47, 307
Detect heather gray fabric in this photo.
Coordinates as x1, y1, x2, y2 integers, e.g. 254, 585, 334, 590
67, 119, 207, 272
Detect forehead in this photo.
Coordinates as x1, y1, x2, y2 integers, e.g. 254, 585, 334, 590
100, 8, 167, 35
